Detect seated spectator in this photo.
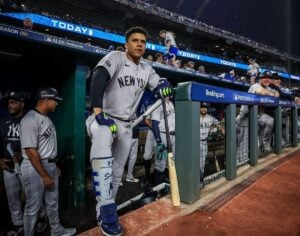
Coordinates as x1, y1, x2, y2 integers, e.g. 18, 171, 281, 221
23, 18, 33, 30
198, 65, 206, 74
174, 59, 182, 68
224, 70, 236, 82
186, 61, 195, 71
146, 55, 153, 61
155, 53, 163, 63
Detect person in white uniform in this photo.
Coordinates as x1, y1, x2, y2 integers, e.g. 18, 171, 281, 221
20, 87, 76, 236
86, 26, 173, 236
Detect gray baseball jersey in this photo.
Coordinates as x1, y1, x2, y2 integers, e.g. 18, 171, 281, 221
95, 51, 160, 120
20, 110, 57, 160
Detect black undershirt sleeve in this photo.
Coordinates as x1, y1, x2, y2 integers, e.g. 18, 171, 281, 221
90, 66, 110, 109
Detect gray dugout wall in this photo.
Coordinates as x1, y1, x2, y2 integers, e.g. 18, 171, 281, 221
175, 82, 299, 204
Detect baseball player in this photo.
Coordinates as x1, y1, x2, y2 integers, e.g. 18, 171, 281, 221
150, 96, 175, 185
0, 92, 25, 235
143, 118, 156, 183
237, 71, 279, 161
249, 71, 279, 152
124, 125, 140, 183
199, 103, 220, 182
86, 26, 172, 236
20, 87, 76, 236
159, 30, 178, 67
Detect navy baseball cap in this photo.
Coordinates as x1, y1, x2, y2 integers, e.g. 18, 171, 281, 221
36, 87, 63, 101
272, 72, 280, 80
259, 70, 273, 79
7, 91, 25, 102
200, 102, 210, 108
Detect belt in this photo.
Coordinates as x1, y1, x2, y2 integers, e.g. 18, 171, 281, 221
23, 158, 57, 163
108, 114, 134, 123
161, 131, 175, 135
47, 158, 58, 163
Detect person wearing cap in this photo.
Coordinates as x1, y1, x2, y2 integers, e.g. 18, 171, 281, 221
19, 87, 76, 236
237, 71, 279, 159
0, 92, 26, 235
224, 70, 236, 82
253, 71, 279, 152
199, 102, 220, 184
186, 61, 195, 71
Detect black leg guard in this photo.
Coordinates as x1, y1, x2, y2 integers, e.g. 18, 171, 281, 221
144, 160, 152, 181
153, 169, 164, 186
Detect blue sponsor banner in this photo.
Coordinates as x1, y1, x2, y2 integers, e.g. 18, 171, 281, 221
1, 12, 298, 80
0, 24, 109, 55
190, 82, 284, 106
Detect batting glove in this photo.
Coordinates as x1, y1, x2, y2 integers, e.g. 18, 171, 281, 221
156, 142, 167, 161
95, 112, 118, 137
155, 78, 173, 98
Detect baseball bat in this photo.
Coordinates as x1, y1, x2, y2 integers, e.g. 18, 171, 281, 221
127, 99, 162, 129
161, 96, 180, 207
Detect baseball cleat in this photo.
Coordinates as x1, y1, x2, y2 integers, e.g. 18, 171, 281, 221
125, 177, 139, 183
100, 203, 123, 236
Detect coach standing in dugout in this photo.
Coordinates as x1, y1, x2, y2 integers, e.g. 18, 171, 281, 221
0, 92, 26, 235
86, 26, 172, 236
20, 87, 76, 236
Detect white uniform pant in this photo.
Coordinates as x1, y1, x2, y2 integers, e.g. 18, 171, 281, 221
126, 138, 138, 179
258, 113, 274, 149
3, 170, 23, 226
155, 132, 175, 172
236, 115, 249, 164
87, 115, 132, 205
200, 140, 208, 177
143, 130, 156, 161
20, 159, 63, 236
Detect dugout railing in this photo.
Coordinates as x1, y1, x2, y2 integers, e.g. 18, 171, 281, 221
175, 81, 299, 204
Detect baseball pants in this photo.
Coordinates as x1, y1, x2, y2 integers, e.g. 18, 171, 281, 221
20, 159, 64, 236
143, 130, 156, 161
236, 115, 249, 164
3, 170, 23, 226
258, 113, 274, 149
200, 140, 208, 178
126, 138, 138, 180
155, 132, 175, 172
87, 115, 133, 201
